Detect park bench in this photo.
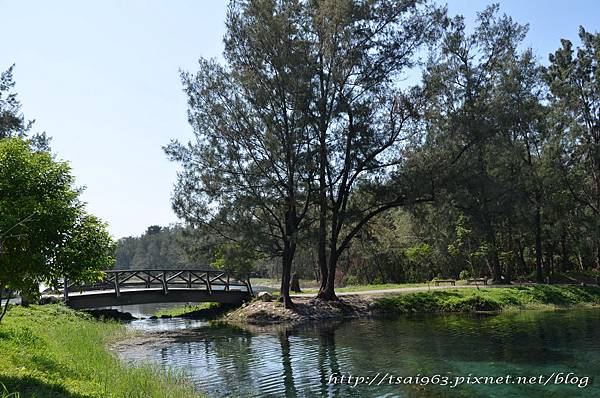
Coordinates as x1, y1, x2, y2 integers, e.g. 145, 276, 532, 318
433, 279, 456, 286
466, 278, 488, 285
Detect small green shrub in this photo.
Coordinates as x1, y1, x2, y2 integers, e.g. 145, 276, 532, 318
343, 275, 361, 286
443, 295, 501, 312
459, 270, 471, 280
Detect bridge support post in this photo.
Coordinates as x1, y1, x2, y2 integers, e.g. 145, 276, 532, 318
206, 271, 212, 295
226, 274, 230, 291
246, 278, 253, 295
162, 272, 168, 295
114, 273, 121, 297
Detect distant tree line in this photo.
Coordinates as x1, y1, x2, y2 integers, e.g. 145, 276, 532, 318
165, 0, 599, 307
115, 225, 201, 270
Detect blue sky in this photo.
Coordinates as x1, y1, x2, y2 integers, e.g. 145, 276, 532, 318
1, 0, 599, 239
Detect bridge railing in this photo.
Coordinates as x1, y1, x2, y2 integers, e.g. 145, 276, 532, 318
63, 269, 253, 300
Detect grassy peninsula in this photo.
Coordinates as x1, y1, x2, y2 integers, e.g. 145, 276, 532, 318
373, 285, 600, 314
0, 305, 200, 398
227, 284, 600, 325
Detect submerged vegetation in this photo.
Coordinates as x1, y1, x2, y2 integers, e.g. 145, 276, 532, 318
0, 305, 200, 398
374, 286, 600, 314
154, 302, 222, 318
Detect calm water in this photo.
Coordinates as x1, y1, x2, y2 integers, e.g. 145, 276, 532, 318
118, 308, 600, 397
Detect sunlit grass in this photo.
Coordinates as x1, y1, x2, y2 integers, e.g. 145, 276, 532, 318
0, 304, 201, 398
299, 282, 430, 294
253, 279, 434, 294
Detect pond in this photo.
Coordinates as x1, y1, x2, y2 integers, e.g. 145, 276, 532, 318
117, 306, 599, 397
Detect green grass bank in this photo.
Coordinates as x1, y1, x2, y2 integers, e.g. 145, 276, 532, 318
373, 285, 600, 314
0, 304, 200, 398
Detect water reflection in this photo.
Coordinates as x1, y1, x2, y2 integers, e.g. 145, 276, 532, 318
119, 309, 600, 397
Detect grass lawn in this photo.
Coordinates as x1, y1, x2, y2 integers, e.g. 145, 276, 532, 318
251, 278, 319, 289
374, 285, 600, 314
252, 278, 433, 294
299, 282, 430, 294
0, 304, 201, 398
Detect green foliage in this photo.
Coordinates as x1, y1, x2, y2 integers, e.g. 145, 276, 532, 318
374, 286, 600, 315
115, 225, 199, 270
338, 210, 425, 284
0, 305, 200, 397
0, 65, 30, 140
544, 27, 600, 267
0, 65, 49, 150
0, 138, 114, 303
166, 0, 445, 302
458, 270, 471, 280
405, 243, 432, 262
211, 243, 256, 279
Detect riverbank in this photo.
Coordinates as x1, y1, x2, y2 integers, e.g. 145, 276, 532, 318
224, 285, 600, 325
0, 304, 201, 398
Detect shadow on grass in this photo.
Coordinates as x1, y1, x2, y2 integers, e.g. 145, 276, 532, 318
0, 375, 90, 398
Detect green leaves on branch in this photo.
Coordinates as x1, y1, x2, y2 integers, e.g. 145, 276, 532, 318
0, 138, 114, 301
211, 243, 257, 280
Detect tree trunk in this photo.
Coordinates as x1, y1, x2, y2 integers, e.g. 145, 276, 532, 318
560, 231, 569, 272
517, 241, 527, 277
544, 247, 553, 283
0, 288, 12, 322
535, 206, 543, 283
279, 329, 299, 397
290, 272, 301, 293
279, 242, 295, 308
279, 205, 297, 309
319, 251, 339, 301
317, 123, 328, 296
490, 250, 502, 283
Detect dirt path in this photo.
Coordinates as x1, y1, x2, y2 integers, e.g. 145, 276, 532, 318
290, 283, 519, 298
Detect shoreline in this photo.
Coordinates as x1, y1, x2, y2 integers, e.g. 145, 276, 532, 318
221, 284, 600, 327
0, 305, 203, 398
110, 285, 600, 354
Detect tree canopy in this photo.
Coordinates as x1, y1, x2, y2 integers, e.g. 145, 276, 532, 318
167, 1, 600, 302
115, 225, 200, 270
0, 66, 113, 320
0, 138, 114, 320
166, 0, 445, 306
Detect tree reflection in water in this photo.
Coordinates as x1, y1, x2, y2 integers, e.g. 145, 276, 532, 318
120, 309, 600, 398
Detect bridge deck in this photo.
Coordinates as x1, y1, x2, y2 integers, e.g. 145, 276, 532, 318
63, 269, 252, 309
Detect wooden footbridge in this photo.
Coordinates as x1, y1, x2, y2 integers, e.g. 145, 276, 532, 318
62, 269, 253, 309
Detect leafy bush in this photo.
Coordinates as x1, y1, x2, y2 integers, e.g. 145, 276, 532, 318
211, 243, 257, 279
459, 270, 471, 280
343, 275, 361, 286
442, 295, 501, 312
